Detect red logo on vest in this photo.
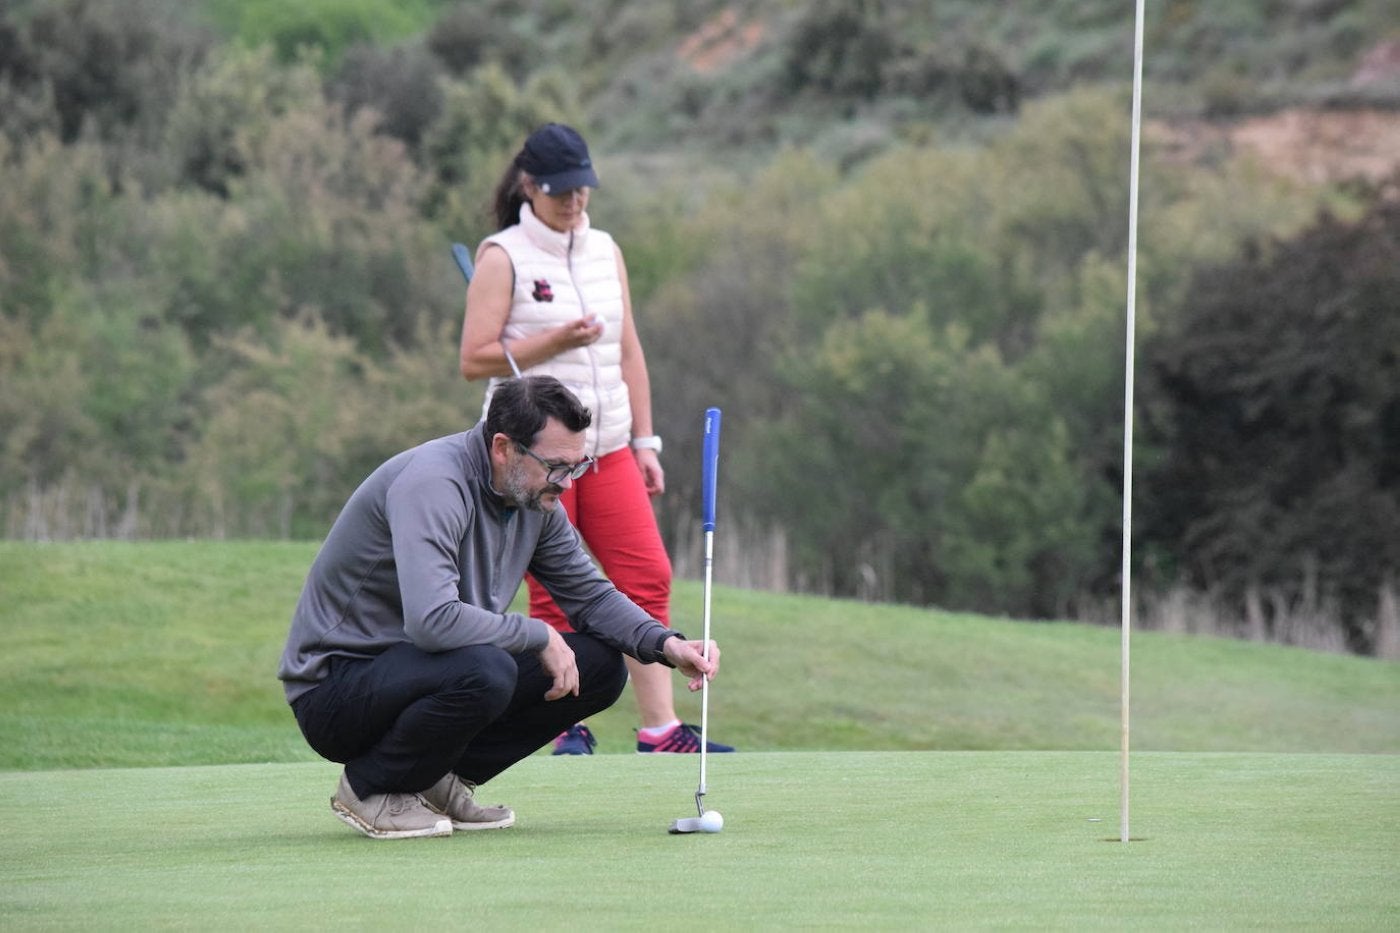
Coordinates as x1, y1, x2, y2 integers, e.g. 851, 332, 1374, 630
532, 279, 554, 302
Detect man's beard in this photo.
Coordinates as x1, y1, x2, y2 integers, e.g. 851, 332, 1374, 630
502, 460, 560, 512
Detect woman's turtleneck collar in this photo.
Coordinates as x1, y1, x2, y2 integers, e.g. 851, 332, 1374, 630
517, 201, 590, 258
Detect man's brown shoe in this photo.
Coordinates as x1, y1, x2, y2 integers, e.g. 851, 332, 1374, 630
330, 772, 453, 839
421, 773, 515, 830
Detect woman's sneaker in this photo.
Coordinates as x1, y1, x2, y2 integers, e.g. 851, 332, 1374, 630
552, 724, 597, 755
636, 722, 735, 754
420, 773, 515, 830
330, 772, 453, 839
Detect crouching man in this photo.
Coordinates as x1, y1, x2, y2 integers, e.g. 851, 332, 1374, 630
278, 375, 719, 838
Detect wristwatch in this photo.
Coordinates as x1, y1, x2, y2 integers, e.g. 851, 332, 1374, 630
630, 435, 663, 453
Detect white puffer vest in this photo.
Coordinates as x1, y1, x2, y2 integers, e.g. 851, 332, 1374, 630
480, 203, 631, 458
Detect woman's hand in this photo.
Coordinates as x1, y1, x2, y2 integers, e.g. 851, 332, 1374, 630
552, 316, 605, 351
634, 447, 665, 496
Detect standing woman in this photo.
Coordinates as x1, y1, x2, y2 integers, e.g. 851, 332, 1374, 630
460, 123, 732, 755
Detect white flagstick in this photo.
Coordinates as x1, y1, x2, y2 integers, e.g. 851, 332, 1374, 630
696, 408, 721, 817
1121, 0, 1147, 845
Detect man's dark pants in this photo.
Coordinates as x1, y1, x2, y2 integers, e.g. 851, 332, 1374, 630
291, 632, 627, 798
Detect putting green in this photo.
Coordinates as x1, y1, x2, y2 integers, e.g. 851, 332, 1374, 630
2, 751, 1396, 928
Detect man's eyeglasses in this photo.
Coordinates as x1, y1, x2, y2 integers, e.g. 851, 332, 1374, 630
514, 441, 594, 484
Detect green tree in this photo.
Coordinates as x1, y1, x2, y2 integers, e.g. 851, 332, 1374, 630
0, 302, 101, 496
1, 0, 212, 146
0, 290, 195, 534
637, 151, 837, 540
76, 290, 197, 476
151, 91, 454, 353
184, 312, 472, 539
425, 1, 536, 82
757, 310, 959, 601
789, 145, 1013, 343
754, 308, 1097, 614
785, 0, 896, 100
0, 134, 93, 324
186, 314, 377, 538
1140, 180, 1400, 650
329, 40, 444, 154
938, 385, 1097, 616
204, 0, 436, 71
161, 44, 322, 196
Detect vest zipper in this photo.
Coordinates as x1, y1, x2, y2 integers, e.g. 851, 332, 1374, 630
567, 229, 604, 466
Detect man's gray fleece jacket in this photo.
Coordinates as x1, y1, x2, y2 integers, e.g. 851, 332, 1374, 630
278, 424, 676, 703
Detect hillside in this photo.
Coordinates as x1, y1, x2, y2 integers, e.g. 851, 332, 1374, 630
1153, 107, 1400, 185
188, 1, 1400, 170
584, 3, 1400, 162
1, 542, 1395, 771
3, 0, 1398, 652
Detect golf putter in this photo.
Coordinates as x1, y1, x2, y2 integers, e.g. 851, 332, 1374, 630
669, 408, 724, 835
450, 241, 475, 285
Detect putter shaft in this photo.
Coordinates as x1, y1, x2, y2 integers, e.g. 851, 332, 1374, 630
696, 529, 714, 812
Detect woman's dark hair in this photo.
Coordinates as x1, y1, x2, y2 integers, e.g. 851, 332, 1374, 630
484, 376, 592, 445
491, 159, 527, 231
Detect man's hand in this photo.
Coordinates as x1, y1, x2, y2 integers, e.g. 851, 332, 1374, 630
662, 637, 720, 693
539, 628, 580, 700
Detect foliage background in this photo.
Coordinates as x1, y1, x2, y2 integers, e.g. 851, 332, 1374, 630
1, 0, 1397, 654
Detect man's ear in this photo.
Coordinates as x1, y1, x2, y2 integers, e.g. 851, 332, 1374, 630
489, 432, 514, 462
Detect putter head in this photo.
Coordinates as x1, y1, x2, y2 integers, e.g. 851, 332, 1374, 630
669, 816, 702, 834
669, 811, 723, 834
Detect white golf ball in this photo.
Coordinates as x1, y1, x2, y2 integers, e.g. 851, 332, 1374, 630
699, 810, 724, 833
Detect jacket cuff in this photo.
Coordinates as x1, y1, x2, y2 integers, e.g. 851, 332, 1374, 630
645, 628, 686, 666
526, 618, 555, 653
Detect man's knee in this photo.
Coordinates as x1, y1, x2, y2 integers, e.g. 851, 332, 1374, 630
568, 635, 628, 706
440, 645, 518, 718
598, 651, 628, 703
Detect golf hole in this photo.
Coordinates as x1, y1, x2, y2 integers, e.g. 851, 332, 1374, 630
1100, 837, 1148, 843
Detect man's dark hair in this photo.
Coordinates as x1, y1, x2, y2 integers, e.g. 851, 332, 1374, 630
484, 376, 592, 445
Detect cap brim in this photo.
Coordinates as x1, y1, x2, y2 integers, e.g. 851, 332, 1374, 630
534, 166, 600, 194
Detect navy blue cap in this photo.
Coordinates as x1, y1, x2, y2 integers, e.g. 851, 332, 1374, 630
517, 123, 600, 194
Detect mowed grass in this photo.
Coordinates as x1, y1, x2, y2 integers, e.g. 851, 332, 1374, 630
0, 541, 1396, 769
1, 542, 1398, 928
2, 753, 1396, 929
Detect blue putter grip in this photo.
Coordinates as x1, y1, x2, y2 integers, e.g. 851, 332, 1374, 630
702, 408, 722, 532
451, 242, 474, 283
